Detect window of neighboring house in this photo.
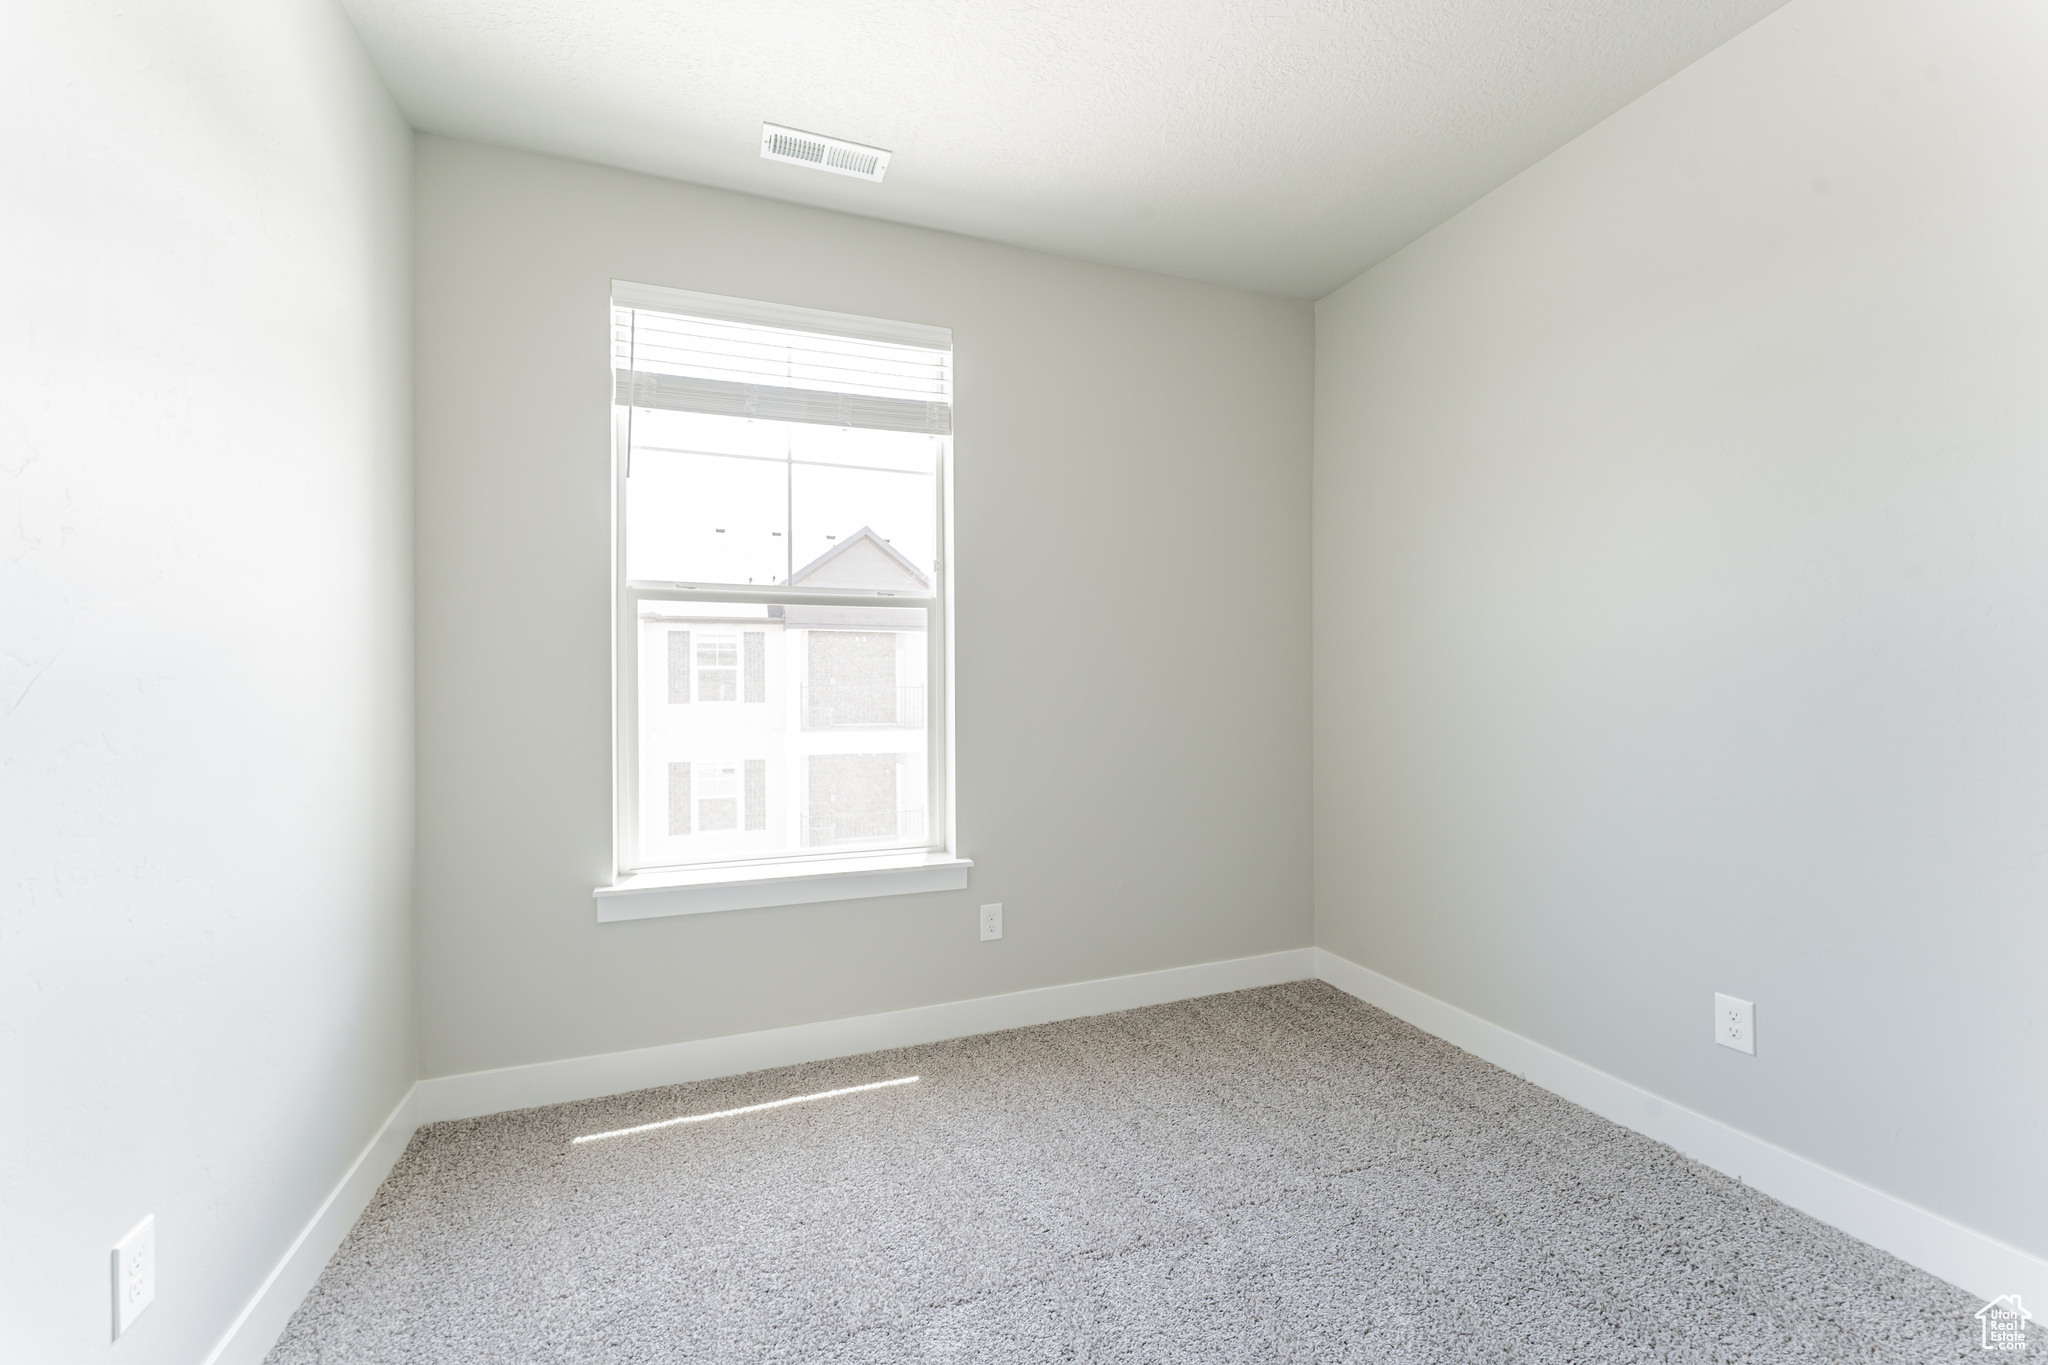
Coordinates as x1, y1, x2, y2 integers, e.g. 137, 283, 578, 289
807, 752, 915, 846
806, 630, 904, 727
695, 760, 740, 831
696, 633, 739, 701
666, 759, 769, 836
614, 282, 951, 877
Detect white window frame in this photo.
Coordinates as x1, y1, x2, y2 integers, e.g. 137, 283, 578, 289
597, 283, 968, 919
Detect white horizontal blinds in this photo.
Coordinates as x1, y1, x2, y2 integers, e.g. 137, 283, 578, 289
612, 287, 952, 436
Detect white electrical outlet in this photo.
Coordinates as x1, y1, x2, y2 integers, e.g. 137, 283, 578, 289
112, 1215, 155, 1339
1714, 993, 1755, 1055
979, 903, 1002, 941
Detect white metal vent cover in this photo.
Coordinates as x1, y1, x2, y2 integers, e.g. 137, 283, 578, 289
759, 123, 891, 182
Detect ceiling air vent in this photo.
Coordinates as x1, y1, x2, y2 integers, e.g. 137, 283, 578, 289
760, 123, 891, 182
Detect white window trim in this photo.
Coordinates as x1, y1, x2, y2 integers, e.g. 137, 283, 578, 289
599, 281, 963, 918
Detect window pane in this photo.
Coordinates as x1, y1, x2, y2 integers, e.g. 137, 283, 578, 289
623, 410, 941, 593
636, 599, 928, 866
788, 426, 938, 593
625, 409, 787, 585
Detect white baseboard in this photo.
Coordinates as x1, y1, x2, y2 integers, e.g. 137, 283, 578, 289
200, 1085, 421, 1365
1313, 946, 2047, 1308
417, 947, 1319, 1123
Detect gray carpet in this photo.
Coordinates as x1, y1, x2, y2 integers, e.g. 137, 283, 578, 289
268, 982, 2010, 1363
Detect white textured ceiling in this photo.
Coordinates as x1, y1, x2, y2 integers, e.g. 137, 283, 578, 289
341, 0, 1787, 298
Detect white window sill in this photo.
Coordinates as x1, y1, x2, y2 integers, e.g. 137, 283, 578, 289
593, 851, 972, 922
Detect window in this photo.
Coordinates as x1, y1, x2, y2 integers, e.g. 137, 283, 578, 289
611, 283, 953, 884
695, 633, 739, 702
663, 759, 770, 837
694, 761, 740, 832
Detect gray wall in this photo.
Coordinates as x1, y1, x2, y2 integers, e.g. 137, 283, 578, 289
414, 136, 1313, 1079
0, 2, 415, 1360
1314, 0, 2047, 1260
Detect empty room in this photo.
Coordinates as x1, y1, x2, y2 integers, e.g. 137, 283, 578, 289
4, 0, 2045, 1359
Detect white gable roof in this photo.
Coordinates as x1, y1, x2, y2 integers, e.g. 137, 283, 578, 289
789, 527, 930, 593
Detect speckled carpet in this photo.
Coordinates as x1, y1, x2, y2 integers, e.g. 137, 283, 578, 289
267, 981, 2007, 1363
